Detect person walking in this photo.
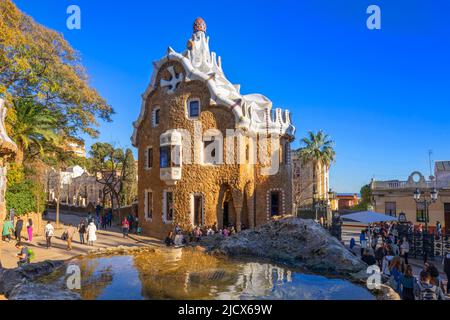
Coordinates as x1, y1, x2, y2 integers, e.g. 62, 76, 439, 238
443, 252, 450, 294
122, 218, 130, 238
44, 221, 54, 249
26, 218, 33, 243
15, 217, 23, 245
65, 224, 76, 251
86, 221, 97, 246
78, 220, 86, 244
400, 265, 416, 300
2, 219, 14, 242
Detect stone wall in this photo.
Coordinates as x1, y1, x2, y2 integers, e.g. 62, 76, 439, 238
136, 61, 293, 239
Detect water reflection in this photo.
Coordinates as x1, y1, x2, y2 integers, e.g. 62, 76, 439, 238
55, 247, 374, 300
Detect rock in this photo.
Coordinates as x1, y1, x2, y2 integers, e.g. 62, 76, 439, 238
0, 260, 65, 298
372, 284, 401, 300
198, 217, 367, 276
8, 283, 80, 300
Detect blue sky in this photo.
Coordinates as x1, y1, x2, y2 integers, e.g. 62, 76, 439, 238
13, 0, 450, 193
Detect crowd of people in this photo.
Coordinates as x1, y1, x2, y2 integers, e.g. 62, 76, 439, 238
348, 221, 449, 300
164, 223, 241, 247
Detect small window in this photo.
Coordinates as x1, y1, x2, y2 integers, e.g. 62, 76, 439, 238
193, 194, 204, 226
145, 191, 153, 220
164, 191, 174, 222
152, 107, 160, 127
188, 99, 200, 118
147, 147, 153, 169
385, 202, 396, 217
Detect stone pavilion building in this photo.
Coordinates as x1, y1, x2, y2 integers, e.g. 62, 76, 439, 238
131, 18, 295, 238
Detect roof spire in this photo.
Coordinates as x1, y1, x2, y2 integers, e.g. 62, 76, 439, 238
193, 17, 206, 33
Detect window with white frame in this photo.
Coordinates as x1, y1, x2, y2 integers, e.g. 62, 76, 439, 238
145, 147, 153, 169
163, 190, 174, 223
144, 190, 153, 220
152, 107, 160, 127
191, 193, 204, 226
187, 99, 200, 119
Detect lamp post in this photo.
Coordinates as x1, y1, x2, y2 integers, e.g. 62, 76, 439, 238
413, 187, 438, 232
314, 189, 333, 223
327, 189, 336, 226
413, 187, 438, 263
313, 190, 319, 221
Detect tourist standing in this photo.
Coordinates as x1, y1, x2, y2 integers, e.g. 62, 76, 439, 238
382, 247, 395, 275
417, 271, 446, 300
388, 256, 402, 292
15, 217, 23, 245
78, 220, 86, 244
443, 252, 450, 294
45, 221, 54, 249
26, 218, 33, 243
122, 218, 130, 238
375, 243, 386, 269
436, 221, 442, 239
2, 219, 14, 242
400, 237, 410, 265
400, 265, 416, 300
65, 224, 76, 251
86, 221, 97, 246
359, 230, 367, 256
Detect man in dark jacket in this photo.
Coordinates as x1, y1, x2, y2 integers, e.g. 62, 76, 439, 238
15, 217, 24, 245
444, 253, 450, 294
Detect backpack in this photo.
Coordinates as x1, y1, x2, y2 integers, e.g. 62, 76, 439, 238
420, 286, 438, 300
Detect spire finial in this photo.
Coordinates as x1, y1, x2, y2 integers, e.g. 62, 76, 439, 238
193, 17, 206, 33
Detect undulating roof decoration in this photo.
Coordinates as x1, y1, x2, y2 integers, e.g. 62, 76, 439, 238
0, 98, 18, 155
131, 18, 295, 146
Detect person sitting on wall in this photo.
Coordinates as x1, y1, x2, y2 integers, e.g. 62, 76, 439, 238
16, 243, 32, 267
165, 231, 174, 247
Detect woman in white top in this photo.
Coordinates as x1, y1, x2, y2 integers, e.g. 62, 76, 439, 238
86, 222, 97, 246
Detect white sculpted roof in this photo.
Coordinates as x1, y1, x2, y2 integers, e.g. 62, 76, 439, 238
131, 18, 295, 146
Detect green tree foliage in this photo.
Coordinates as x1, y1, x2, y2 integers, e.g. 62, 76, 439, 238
5, 164, 45, 215
6, 97, 58, 163
120, 149, 137, 206
0, 0, 114, 139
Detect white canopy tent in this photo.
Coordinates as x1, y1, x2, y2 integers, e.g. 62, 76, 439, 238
341, 211, 398, 224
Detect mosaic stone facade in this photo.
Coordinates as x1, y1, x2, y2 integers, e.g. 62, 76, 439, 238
132, 19, 295, 239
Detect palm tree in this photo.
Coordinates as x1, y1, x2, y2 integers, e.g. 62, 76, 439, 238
297, 130, 336, 204
7, 98, 59, 163
298, 130, 336, 167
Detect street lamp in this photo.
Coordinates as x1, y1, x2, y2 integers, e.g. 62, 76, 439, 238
313, 190, 321, 221
413, 187, 438, 232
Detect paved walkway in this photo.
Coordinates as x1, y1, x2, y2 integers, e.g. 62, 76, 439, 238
0, 210, 163, 269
